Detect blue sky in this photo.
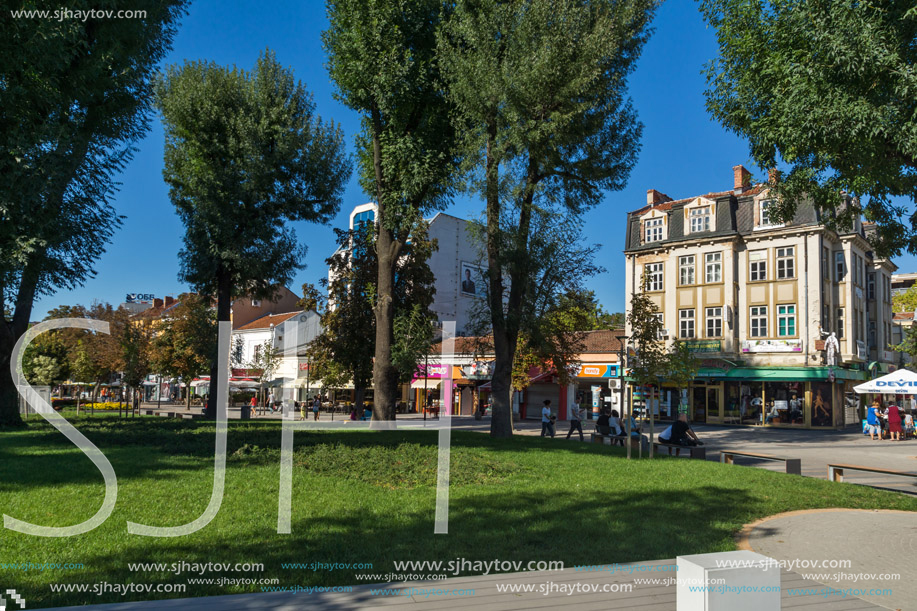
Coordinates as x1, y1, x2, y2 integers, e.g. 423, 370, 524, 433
33, 0, 917, 318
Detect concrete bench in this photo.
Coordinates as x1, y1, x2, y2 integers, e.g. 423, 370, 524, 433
654, 441, 706, 459
827, 463, 917, 483
721, 450, 801, 475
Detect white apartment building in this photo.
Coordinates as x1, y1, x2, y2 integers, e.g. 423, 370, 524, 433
623, 165, 896, 429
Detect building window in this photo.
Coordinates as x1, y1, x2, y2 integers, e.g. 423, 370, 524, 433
776, 247, 795, 279
867, 273, 876, 300
749, 251, 767, 281
653, 312, 665, 339
705, 252, 722, 283
679, 309, 695, 339
837, 308, 844, 339
750, 306, 768, 338
822, 303, 830, 332
706, 307, 723, 338
689, 206, 711, 233
777, 304, 796, 337
644, 217, 663, 243
679, 255, 695, 285
835, 252, 846, 281
644, 262, 663, 291
822, 247, 830, 280
251, 299, 262, 307
869, 321, 877, 349
759, 200, 781, 227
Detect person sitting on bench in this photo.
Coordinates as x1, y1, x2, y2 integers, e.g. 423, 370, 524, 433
658, 423, 673, 443
670, 413, 703, 446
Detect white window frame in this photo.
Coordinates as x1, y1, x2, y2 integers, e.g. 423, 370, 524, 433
689, 206, 711, 233
653, 312, 665, 339
644, 217, 664, 243
776, 246, 795, 279
644, 262, 664, 291
706, 307, 723, 338
758, 199, 783, 228
750, 306, 768, 338
705, 252, 722, 283
835, 252, 846, 281
777, 304, 796, 337
750, 256, 767, 282
679, 255, 695, 286
836, 307, 845, 339
679, 308, 695, 339
867, 273, 876, 300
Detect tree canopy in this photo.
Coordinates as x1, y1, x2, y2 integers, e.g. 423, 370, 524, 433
0, 0, 189, 426
439, 0, 656, 437
701, 0, 917, 257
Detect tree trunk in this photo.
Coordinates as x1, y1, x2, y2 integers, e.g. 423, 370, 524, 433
186, 378, 192, 411
354, 386, 365, 415
369, 107, 399, 422
205, 268, 232, 419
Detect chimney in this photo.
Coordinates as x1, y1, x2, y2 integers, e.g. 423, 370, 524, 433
733, 165, 752, 193
646, 189, 671, 207
768, 168, 781, 184
164, 296, 175, 307
153, 298, 163, 309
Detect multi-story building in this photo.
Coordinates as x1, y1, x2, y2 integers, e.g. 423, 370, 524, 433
623, 165, 896, 429
335, 203, 486, 335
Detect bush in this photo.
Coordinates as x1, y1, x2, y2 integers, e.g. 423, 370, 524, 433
83, 402, 126, 411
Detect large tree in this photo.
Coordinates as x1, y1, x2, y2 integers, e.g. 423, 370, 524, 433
156, 50, 351, 418
306, 221, 437, 413
627, 276, 666, 458
324, 0, 460, 420
439, 0, 656, 437
700, 0, 917, 257
0, 0, 188, 427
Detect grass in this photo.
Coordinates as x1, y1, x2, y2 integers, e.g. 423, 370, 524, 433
1, 414, 915, 608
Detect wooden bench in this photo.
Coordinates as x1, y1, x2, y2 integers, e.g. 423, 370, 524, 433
721, 450, 801, 475
590, 431, 632, 447
653, 440, 706, 459
827, 463, 917, 483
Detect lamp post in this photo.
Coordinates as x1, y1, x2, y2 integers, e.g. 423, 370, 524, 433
616, 335, 630, 460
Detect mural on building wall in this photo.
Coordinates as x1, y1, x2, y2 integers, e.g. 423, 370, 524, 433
460, 262, 485, 296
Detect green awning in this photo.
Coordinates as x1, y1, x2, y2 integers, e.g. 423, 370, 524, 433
625, 366, 868, 383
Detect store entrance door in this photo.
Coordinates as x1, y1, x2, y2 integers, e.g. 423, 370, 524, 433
692, 386, 707, 423
691, 383, 723, 423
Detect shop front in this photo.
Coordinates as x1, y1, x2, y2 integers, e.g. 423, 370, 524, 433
572, 363, 620, 420
688, 367, 866, 429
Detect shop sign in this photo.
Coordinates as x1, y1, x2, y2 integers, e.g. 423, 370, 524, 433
461, 361, 494, 379
856, 340, 867, 360
298, 362, 309, 371
741, 339, 802, 353
415, 364, 450, 379
685, 340, 721, 353
576, 364, 618, 378
125, 293, 155, 303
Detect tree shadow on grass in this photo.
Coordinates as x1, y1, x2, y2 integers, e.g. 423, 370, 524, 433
11, 484, 754, 608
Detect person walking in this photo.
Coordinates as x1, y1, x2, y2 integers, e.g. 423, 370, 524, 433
566, 399, 584, 441
249, 394, 258, 418
886, 402, 903, 441
312, 395, 321, 421
541, 399, 555, 438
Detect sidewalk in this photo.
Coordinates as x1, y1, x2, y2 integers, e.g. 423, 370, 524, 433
31, 558, 885, 611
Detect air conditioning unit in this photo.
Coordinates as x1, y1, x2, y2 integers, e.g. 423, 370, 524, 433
660, 328, 670, 338
608, 379, 621, 389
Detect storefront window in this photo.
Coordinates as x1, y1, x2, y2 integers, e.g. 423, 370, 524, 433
738, 382, 763, 425
811, 382, 834, 427
764, 382, 804, 425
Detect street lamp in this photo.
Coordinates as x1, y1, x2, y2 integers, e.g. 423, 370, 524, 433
616, 335, 630, 460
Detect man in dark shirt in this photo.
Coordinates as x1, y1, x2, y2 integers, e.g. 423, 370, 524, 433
669, 413, 703, 446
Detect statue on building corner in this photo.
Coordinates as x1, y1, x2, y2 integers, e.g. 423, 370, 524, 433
825, 332, 840, 367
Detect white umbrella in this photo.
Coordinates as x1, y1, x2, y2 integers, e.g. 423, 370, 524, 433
853, 369, 917, 395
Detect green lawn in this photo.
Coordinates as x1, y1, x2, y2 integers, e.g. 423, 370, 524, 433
1, 414, 914, 608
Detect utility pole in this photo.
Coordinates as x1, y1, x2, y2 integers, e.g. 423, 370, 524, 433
616, 335, 629, 460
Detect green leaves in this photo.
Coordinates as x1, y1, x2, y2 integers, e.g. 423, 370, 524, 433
701, 0, 917, 257
156, 50, 352, 303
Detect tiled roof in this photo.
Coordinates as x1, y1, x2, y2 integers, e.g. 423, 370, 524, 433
235, 311, 301, 331
893, 312, 915, 321
630, 190, 734, 216
580, 329, 626, 353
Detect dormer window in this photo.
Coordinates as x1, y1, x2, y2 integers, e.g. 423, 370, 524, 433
251, 299, 262, 307
644, 217, 664, 243
758, 199, 783, 228
689, 206, 711, 233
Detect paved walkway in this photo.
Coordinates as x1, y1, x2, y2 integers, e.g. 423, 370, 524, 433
744, 509, 917, 611
31, 558, 885, 611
